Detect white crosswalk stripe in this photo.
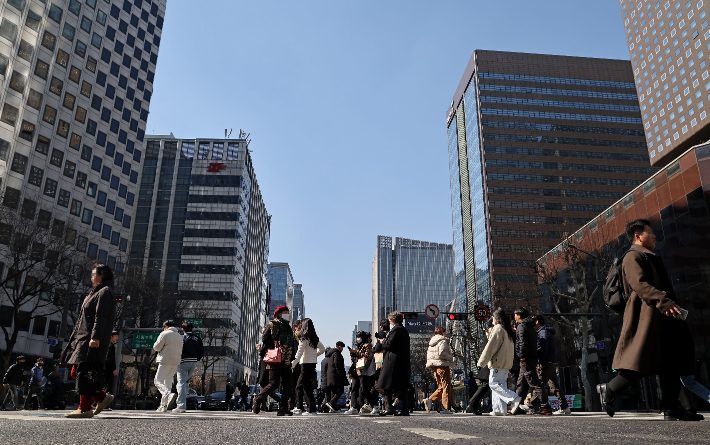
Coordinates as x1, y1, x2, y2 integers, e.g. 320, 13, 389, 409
401, 428, 478, 440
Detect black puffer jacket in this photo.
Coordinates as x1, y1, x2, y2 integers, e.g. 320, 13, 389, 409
3, 363, 24, 385
515, 317, 538, 360
181, 332, 204, 361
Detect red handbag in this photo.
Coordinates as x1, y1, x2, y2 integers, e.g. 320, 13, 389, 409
263, 341, 282, 363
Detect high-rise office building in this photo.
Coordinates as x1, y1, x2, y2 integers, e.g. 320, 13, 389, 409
267, 262, 293, 319
352, 320, 372, 347
372, 236, 454, 327
446, 50, 657, 315
132, 135, 270, 383
0, 0, 166, 358
620, 0, 710, 166
292, 283, 304, 320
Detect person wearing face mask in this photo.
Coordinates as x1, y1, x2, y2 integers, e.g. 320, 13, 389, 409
377, 312, 411, 416
291, 318, 325, 415
253, 305, 294, 416
22, 358, 44, 410
349, 332, 378, 414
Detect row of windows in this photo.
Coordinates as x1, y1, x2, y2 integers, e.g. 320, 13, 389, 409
484, 146, 650, 161
187, 194, 241, 204
493, 274, 538, 283
486, 172, 644, 187
183, 228, 241, 239
489, 214, 592, 225
481, 121, 645, 136
491, 229, 564, 239
483, 133, 647, 149
185, 212, 240, 221
492, 258, 536, 268
179, 264, 235, 275
478, 72, 636, 89
486, 159, 658, 174
478, 83, 639, 100
189, 175, 241, 187
488, 200, 608, 212
487, 186, 626, 200
480, 96, 640, 112
182, 246, 240, 256
480, 108, 643, 124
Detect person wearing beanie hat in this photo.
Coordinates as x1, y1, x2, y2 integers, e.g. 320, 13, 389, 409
253, 306, 294, 416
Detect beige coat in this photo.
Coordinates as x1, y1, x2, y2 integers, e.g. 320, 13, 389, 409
153, 327, 184, 366
477, 324, 514, 370
426, 335, 454, 368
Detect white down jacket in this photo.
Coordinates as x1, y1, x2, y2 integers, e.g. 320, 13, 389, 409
426, 334, 455, 368
153, 327, 184, 365
292, 339, 325, 368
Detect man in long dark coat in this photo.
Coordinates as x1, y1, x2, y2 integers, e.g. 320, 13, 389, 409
377, 311, 410, 416
599, 219, 701, 421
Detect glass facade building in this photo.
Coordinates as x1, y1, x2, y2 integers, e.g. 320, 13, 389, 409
292, 283, 304, 320
132, 136, 271, 384
371, 235, 455, 327
0, 0, 166, 359
267, 262, 293, 319
541, 143, 710, 410
620, 0, 710, 166
446, 50, 657, 325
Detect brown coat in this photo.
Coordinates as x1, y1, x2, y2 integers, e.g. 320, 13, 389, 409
612, 245, 677, 375
60, 284, 116, 365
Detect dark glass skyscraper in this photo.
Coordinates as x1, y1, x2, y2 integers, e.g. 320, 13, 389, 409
446, 50, 657, 332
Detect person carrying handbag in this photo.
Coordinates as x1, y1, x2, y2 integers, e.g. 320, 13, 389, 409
60, 264, 117, 418
253, 305, 294, 416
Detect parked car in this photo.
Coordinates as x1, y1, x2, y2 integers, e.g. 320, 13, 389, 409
186, 388, 199, 410
199, 392, 229, 411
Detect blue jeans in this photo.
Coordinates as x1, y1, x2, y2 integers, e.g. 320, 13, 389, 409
680, 375, 710, 403
176, 362, 197, 410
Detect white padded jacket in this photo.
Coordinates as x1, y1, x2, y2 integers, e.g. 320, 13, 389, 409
153, 327, 184, 366
292, 339, 325, 368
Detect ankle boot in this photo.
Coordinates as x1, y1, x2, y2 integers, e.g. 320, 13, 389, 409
597, 383, 615, 417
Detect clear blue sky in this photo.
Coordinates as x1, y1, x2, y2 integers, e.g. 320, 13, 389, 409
147, 1, 630, 355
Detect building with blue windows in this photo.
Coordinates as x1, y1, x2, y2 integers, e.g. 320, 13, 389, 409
292, 283, 305, 320
131, 135, 271, 384
0, 0, 166, 361
446, 51, 656, 365
267, 262, 293, 319
372, 236, 454, 328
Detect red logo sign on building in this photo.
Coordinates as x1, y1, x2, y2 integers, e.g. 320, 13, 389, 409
207, 163, 226, 173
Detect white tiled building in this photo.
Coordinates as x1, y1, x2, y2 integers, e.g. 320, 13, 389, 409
132, 135, 270, 384
0, 0, 167, 360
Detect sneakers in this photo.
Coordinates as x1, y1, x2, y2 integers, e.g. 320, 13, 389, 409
302, 411, 317, 416
344, 407, 358, 414
156, 405, 168, 412
171, 408, 187, 413
64, 409, 94, 418
360, 404, 372, 414
439, 409, 453, 415
424, 398, 433, 413
93, 393, 114, 415
167, 393, 177, 408
510, 396, 523, 415
370, 407, 380, 415
292, 408, 303, 414
519, 404, 531, 412
488, 412, 506, 416
552, 408, 571, 415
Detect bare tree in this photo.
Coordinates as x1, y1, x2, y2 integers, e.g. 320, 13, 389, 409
0, 193, 97, 378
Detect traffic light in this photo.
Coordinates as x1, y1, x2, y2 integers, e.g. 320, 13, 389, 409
447, 313, 468, 320
402, 312, 419, 320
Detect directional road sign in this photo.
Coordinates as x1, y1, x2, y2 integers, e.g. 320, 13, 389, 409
425, 304, 440, 319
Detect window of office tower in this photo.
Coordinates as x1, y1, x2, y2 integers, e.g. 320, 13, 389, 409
181, 141, 195, 159
212, 143, 224, 160
227, 142, 239, 160
197, 142, 210, 160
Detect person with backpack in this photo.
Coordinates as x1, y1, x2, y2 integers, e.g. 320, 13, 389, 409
529, 314, 569, 415
1, 355, 25, 411
511, 308, 548, 415
599, 219, 702, 421
173, 321, 204, 413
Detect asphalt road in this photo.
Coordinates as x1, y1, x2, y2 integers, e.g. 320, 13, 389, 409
1, 410, 709, 444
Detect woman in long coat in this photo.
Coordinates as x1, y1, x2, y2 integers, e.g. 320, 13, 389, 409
377, 312, 410, 416
60, 264, 117, 418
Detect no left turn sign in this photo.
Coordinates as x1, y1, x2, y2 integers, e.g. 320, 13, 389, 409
425, 304, 440, 319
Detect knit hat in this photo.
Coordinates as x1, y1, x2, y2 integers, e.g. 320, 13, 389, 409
273, 305, 289, 317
